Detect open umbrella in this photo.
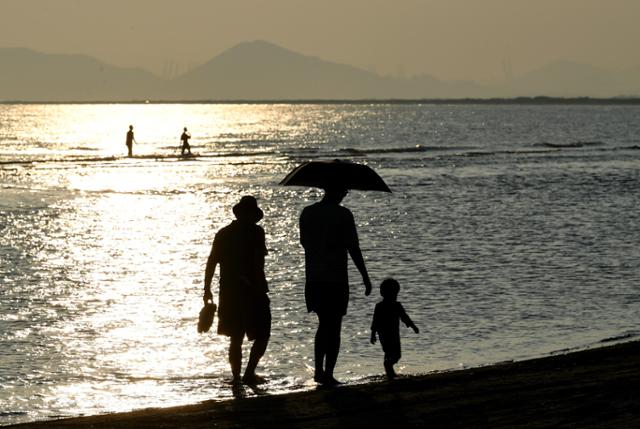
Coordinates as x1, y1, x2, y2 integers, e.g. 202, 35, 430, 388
279, 160, 391, 192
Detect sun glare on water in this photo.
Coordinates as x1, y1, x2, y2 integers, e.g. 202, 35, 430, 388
6, 104, 289, 417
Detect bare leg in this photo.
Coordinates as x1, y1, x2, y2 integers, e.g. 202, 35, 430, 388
243, 336, 268, 382
323, 315, 342, 381
229, 335, 243, 383
314, 318, 326, 381
384, 360, 397, 379
315, 313, 342, 385
383, 349, 399, 379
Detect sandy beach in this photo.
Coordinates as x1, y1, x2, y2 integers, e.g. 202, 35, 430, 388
6, 340, 639, 429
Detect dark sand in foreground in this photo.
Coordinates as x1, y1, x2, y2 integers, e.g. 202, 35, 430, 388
9, 340, 640, 428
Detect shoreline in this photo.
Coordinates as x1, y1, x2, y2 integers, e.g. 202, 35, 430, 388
7, 340, 640, 428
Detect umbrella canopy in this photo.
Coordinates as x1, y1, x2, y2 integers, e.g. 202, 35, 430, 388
279, 160, 391, 192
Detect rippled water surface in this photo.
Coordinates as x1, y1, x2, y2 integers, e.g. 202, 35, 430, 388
1, 103, 640, 425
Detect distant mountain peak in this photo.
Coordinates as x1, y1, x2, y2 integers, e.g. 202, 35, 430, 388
207, 39, 321, 68
230, 39, 290, 51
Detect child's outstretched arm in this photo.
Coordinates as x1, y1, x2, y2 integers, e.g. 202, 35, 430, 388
399, 303, 419, 333
406, 318, 419, 334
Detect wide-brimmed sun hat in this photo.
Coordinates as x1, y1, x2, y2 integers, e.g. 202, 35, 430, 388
232, 195, 264, 222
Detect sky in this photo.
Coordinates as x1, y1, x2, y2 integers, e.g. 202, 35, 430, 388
1, 0, 639, 82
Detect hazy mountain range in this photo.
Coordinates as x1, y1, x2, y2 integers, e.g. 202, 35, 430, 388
1, 40, 639, 102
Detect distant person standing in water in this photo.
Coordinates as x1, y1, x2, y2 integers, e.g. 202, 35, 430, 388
125, 125, 136, 157
204, 196, 271, 385
370, 278, 419, 379
180, 127, 192, 156
300, 187, 372, 386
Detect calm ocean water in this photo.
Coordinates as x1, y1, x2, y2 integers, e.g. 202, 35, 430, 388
1, 103, 639, 425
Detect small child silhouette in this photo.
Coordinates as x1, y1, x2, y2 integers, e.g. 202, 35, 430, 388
370, 278, 419, 379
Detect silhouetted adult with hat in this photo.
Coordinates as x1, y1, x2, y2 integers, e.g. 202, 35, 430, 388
300, 187, 372, 385
204, 196, 271, 385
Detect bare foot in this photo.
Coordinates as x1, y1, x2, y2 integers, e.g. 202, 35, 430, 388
319, 375, 342, 386
242, 373, 267, 385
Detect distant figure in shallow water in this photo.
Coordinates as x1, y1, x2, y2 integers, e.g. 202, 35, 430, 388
125, 125, 136, 157
204, 196, 271, 385
300, 187, 372, 386
180, 127, 192, 156
370, 278, 419, 379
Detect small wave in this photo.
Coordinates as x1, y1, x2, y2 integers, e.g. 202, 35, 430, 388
235, 138, 288, 145
339, 146, 428, 155
334, 145, 475, 155
335, 148, 367, 155
599, 331, 640, 344
215, 150, 280, 158
0, 160, 34, 166
458, 150, 512, 158
533, 141, 605, 149
0, 150, 286, 167
0, 411, 28, 417
115, 374, 223, 382
452, 148, 564, 158
159, 146, 198, 151
70, 146, 100, 151
0, 156, 118, 166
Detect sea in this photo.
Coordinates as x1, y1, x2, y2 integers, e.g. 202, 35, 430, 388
1, 102, 639, 425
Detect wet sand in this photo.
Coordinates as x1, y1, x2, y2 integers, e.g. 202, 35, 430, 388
9, 340, 640, 428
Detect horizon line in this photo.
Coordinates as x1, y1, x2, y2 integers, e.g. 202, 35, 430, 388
2, 96, 640, 105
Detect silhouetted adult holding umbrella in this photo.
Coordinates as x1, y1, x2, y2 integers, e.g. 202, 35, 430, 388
203, 196, 271, 385
280, 160, 390, 386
